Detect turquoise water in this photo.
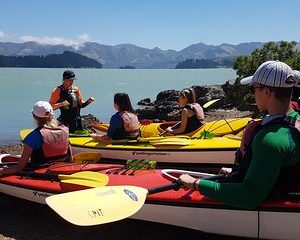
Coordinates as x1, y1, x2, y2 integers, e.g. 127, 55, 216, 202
0, 68, 237, 144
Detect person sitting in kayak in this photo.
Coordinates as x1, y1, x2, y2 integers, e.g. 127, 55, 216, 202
49, 70, 95, 133
0, 101, 73, 176
164, 88, 204, 135
179, 61, 300, 209
91, 93, 140, 141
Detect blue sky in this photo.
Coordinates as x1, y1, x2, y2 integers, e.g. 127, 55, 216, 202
0, 0, 299, 50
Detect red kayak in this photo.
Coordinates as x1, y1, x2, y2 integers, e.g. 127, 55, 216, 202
0, 155, 300, 240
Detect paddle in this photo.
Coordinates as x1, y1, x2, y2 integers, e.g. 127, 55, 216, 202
158, 121, 181, 136
19, 171, 109, 188
202, 98, 221, 109
46, 181, 180, 226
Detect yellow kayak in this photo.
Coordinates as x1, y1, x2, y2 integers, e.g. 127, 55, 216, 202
92, 117, 252, 138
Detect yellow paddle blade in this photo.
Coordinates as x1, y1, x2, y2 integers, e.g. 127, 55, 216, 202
46, 186, 148, 226
203, 98, 221, 109
73, 152, 102, 163
59, 172, 109, 188
20, 129, 32, 141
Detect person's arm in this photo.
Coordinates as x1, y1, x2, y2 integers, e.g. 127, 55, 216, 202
49, 87, 69, 110
171, 108, 189, 134
0, 144, 33, 176
68, 144, 74, 163
197, 131, 286, 209
76, 87, 95, 108
165, 108, 188, 134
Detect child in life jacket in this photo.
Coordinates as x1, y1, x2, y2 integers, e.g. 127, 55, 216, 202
91, 93, 140, 141
0, 101, 73, 176
164, 88, 204, 135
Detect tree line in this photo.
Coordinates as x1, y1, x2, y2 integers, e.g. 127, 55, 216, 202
227, 41, 300, 109
0, 51, 102, 68
174, 57, 234, 69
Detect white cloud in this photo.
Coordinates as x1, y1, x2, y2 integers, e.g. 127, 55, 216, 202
0, 30, 10, 40
19, 34, 91, 49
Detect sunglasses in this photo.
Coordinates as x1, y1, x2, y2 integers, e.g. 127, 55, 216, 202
250, 86, 264, 94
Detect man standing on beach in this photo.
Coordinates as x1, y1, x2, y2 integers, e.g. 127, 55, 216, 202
179, 60, 300, 209
49, 70, 95, 133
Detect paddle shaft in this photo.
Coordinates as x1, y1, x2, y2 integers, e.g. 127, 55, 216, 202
18, 171, 60, 181
148, 181, 181, 195
159, 122, 181, 136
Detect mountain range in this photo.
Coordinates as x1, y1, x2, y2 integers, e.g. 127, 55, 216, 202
0, 41, 294, 69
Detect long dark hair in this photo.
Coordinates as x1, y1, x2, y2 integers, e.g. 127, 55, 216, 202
114, 93, 136, 113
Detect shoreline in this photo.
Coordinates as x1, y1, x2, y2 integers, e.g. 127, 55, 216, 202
0, 108, 252, 155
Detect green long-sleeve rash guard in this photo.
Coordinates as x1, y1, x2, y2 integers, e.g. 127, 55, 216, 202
199, 111, 300, 209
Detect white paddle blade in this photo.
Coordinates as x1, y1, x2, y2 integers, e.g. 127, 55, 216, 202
46, 186, 148, 226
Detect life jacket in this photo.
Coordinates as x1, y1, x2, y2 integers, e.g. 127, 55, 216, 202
218, 115, 300, 199
58, 85, 81, 119
183, 104, 204, 133
189, 103, 205, 122
119, 111, 140, 138
30, 125, 70, 168
58, 85, 80, 109
57, 85, 83, 132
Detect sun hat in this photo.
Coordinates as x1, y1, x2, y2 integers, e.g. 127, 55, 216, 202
31, 101, 54, 118
240, 61, 295, 88
293, 70, 300, 88
63, 70, 76, 80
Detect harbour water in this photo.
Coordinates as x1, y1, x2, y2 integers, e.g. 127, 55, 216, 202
0, 68, 236, 144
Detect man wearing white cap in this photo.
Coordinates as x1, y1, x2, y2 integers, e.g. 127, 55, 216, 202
179, 61, 300, 209
0, 101, 72, 176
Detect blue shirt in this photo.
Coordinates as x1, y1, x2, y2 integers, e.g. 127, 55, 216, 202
23, 129, 43, 149
107, 112, 126, 140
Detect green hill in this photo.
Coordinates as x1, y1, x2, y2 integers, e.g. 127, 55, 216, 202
0, 51, 102, 68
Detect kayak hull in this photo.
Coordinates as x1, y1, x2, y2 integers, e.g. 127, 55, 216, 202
0, 161, 300, 239
70, 136, 241, 168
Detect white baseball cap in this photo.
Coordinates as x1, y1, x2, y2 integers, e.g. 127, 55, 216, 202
293, 70, 300, 88
31, 101, 53, 118
240, 61, 295, 88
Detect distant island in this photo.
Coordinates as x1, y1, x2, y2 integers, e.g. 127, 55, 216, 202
0, 51, 102, 68
174, 57, 234, 69
120, 65, 135, 69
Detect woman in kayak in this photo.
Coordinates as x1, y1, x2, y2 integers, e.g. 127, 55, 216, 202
49, 70, 96, 133
0, 101, 73, 176
164, 88, 204, 135
91, 93, 140, 141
